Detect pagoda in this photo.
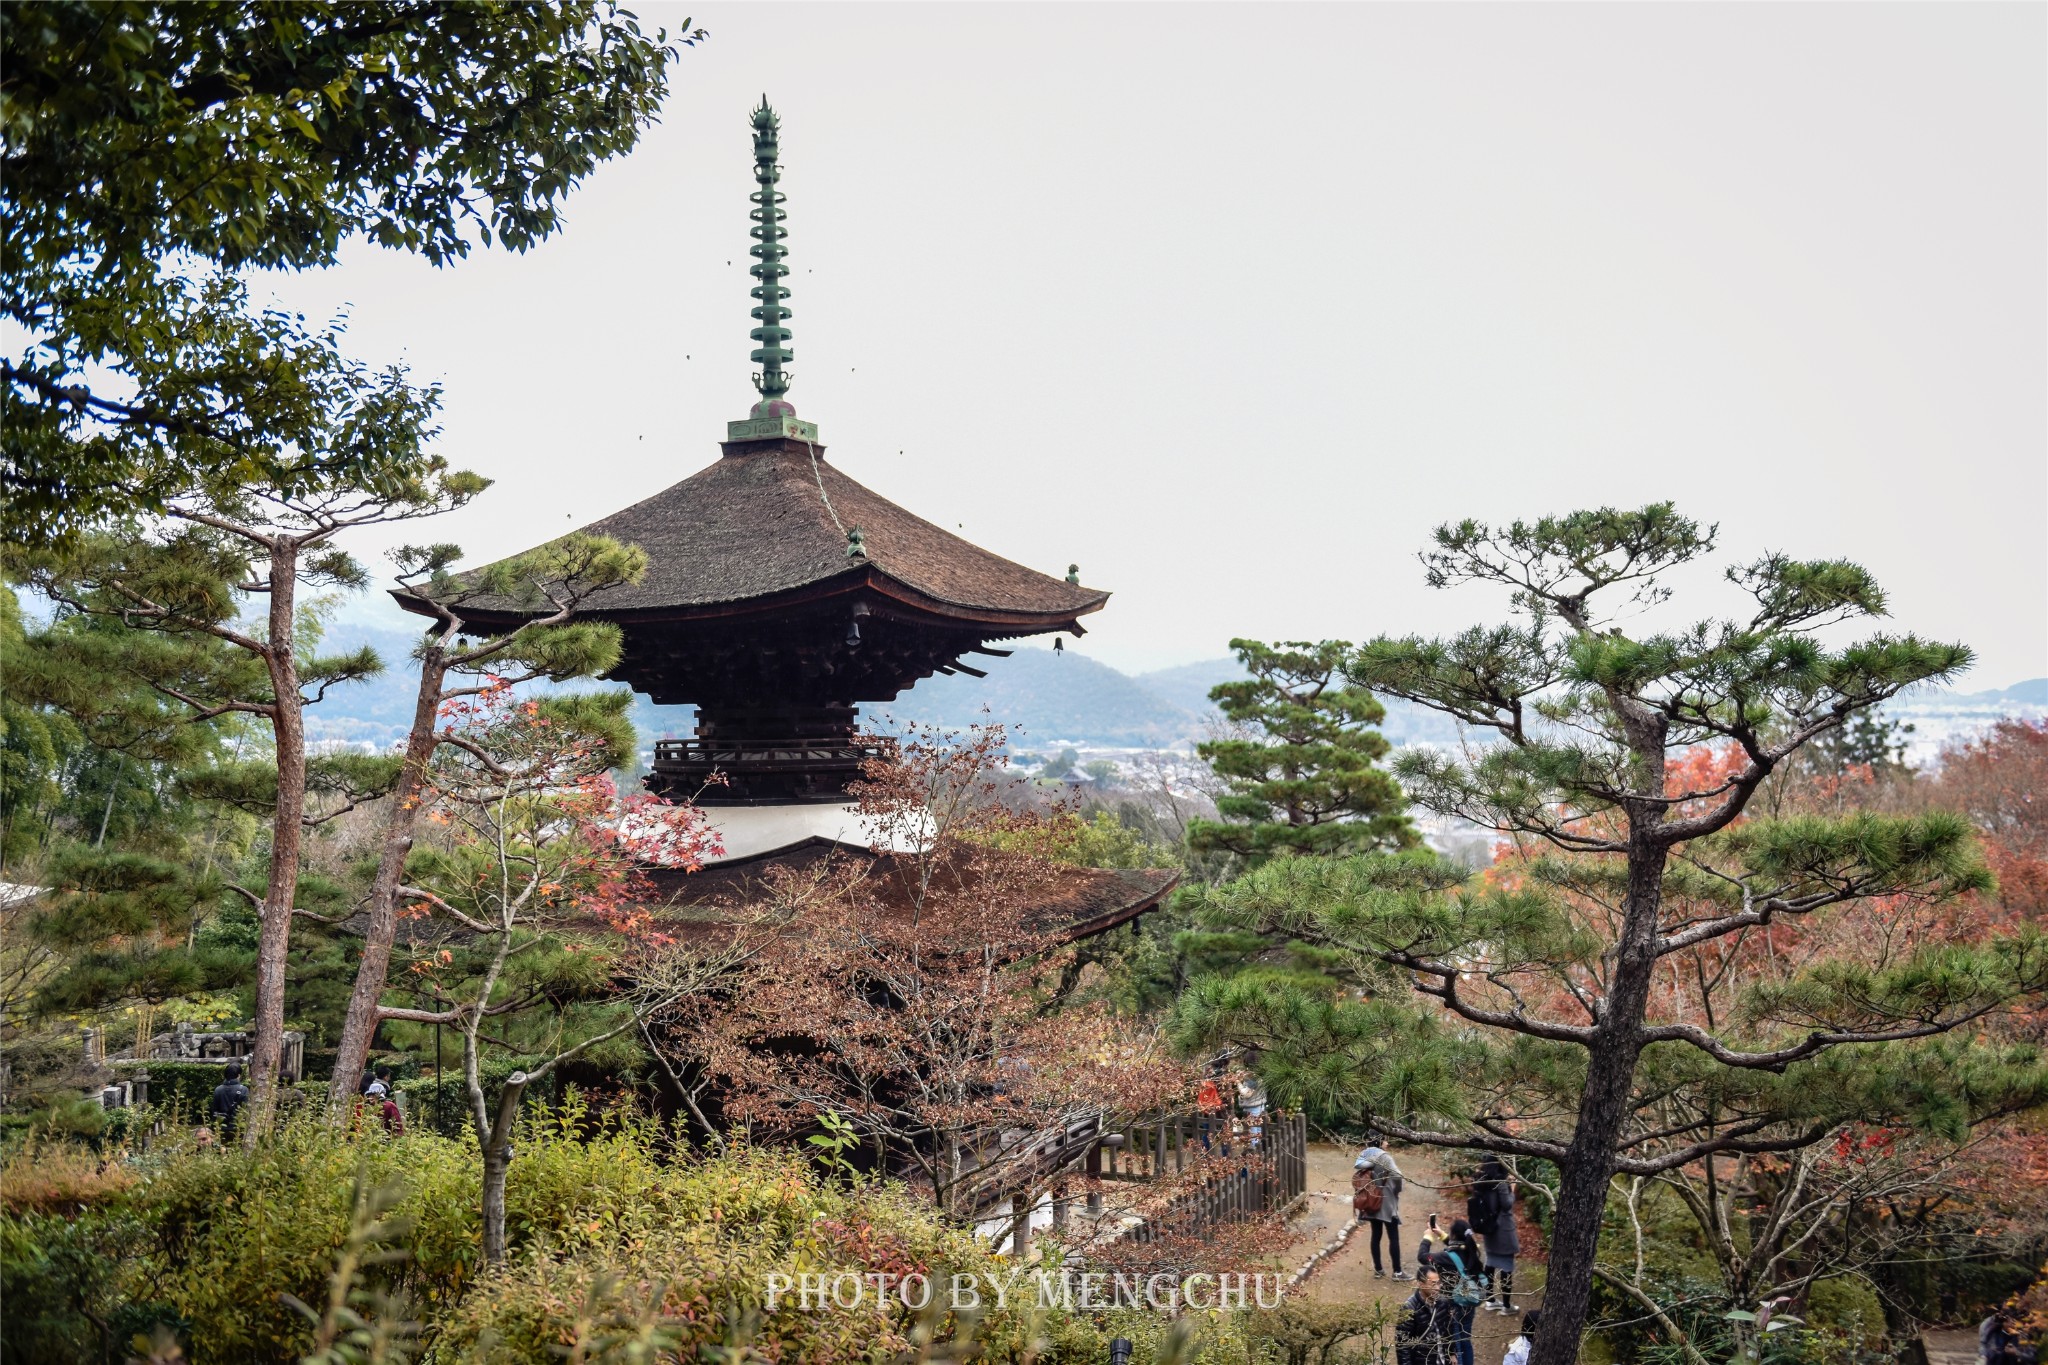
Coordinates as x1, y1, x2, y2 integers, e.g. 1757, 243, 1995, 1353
396, 101, 1172, 931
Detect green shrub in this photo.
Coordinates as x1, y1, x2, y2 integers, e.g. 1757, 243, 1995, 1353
136, 1121, 482, 1360
118, 1060, 236, 1117
1805, 1278, 1887, 1351
394, 1055, 537, 1138
0, 1208, 161, 1365
0, 1114, 1308, 1365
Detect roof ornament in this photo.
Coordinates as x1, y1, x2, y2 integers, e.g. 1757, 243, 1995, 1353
1065, 564, 1080, 585
749, 97, 791, 407
845, 527, 867, 560
728, 98, 819, 443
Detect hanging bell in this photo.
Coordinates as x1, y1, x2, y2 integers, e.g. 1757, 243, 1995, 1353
1053, 637, 1064, 654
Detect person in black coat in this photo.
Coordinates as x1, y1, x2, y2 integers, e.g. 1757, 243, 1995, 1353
1469, 1156, 1520, 1312
208, 1063, 250, 1145
1395, 1268, 1456, 1365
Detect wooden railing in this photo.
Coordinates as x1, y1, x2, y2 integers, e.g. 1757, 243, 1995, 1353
1115, 1109, 1309, 1246
963, 1106, 1310, 1257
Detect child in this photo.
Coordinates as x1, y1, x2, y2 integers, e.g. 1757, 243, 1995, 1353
1503, 1310, 1540, 1365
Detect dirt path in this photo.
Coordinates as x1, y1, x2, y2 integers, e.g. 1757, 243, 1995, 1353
1285, 1142, 1546, 1363
1921, 1329, 1977, 1365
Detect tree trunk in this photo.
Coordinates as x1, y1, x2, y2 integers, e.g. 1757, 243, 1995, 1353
1530, 836, 1666, 1365
328, 647, 449, 1112
478, 1071, 528, 1266
247, 540, 303, 1140
480, 1144, 512, 1266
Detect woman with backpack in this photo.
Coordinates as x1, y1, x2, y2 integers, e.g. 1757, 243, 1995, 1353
1468, 1156, 1519, 1314
1426, 1218, 1485, 1365
1353, 1137, 1408, 1280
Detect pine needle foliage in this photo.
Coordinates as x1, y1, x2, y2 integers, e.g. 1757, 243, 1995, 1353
1176, 504, 2046, 1363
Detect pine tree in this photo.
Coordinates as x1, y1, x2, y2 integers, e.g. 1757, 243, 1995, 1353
325, 533, 649, 1106
1186, 639, 1413, 865
10, 452, 481, 1130
1177, 505, 2046, 1364
1166, 642, 1417, 1118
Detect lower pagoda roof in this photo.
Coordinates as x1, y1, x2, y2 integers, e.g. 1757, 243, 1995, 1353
394, 436, 1106, 635
639, 841, 1179, 948
342, 846, 1175, 952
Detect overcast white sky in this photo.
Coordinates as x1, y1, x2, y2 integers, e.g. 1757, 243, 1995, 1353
289, 3, 2047, 685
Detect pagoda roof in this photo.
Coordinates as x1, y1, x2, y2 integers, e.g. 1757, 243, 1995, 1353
399, 437, 1106, 633
639, 841, 1178, 946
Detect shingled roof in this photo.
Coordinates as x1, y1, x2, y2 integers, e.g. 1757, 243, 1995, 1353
412, 439, 1106, 629
638, 841, 1178, 945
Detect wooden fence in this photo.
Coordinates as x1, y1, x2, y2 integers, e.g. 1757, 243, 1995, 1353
1115, 1109, 1309, 1245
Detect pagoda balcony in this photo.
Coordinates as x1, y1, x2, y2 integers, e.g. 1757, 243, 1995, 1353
650, 734, 888, 806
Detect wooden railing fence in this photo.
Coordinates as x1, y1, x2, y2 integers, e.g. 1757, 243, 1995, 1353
1116, 1109, 1308, 1246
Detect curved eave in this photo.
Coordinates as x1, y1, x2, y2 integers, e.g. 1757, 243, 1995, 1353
1059, 869, 1179, 940
391, 563, 1108, 639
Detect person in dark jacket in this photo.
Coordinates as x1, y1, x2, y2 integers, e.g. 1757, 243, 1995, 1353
1395, 1268, 1456, 1365
208, 1063, 250, 1144
1981, 1309, 2028, 1365
1470, 1156, 1520, 1313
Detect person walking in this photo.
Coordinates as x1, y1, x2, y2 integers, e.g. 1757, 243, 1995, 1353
1355, 1136, 1408, 1280
1469, 1156, 1520, 1313
208, 1063, 249, 1145
1395, 1267, 1456, 1365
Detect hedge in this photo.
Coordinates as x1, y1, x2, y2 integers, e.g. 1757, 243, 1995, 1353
111, 1061, 235, 1118
395, 1056, 539, 1138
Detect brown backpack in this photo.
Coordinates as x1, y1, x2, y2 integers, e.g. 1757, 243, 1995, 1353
1351, 1165, 1385, 1216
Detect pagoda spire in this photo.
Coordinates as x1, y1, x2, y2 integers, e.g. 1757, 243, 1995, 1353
729, 98, 818, 443
749, 98, 792, 408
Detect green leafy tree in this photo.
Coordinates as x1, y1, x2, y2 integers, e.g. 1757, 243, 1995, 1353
1, 585, 253, 869
1, 588, 80, 868
1179, 505, 2047, 1364
2, 0, 696, 541
1187, 638, 1413, 865
21, 845, 253, 1015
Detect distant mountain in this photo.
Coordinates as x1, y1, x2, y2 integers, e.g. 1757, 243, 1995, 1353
1890, 677, 2047, 762
1133, 659, 1244, 719
872, 648, 1197, 748
297, 613, 2045, 765
1936, 678, 2048, 707
300, 623, 434, 748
